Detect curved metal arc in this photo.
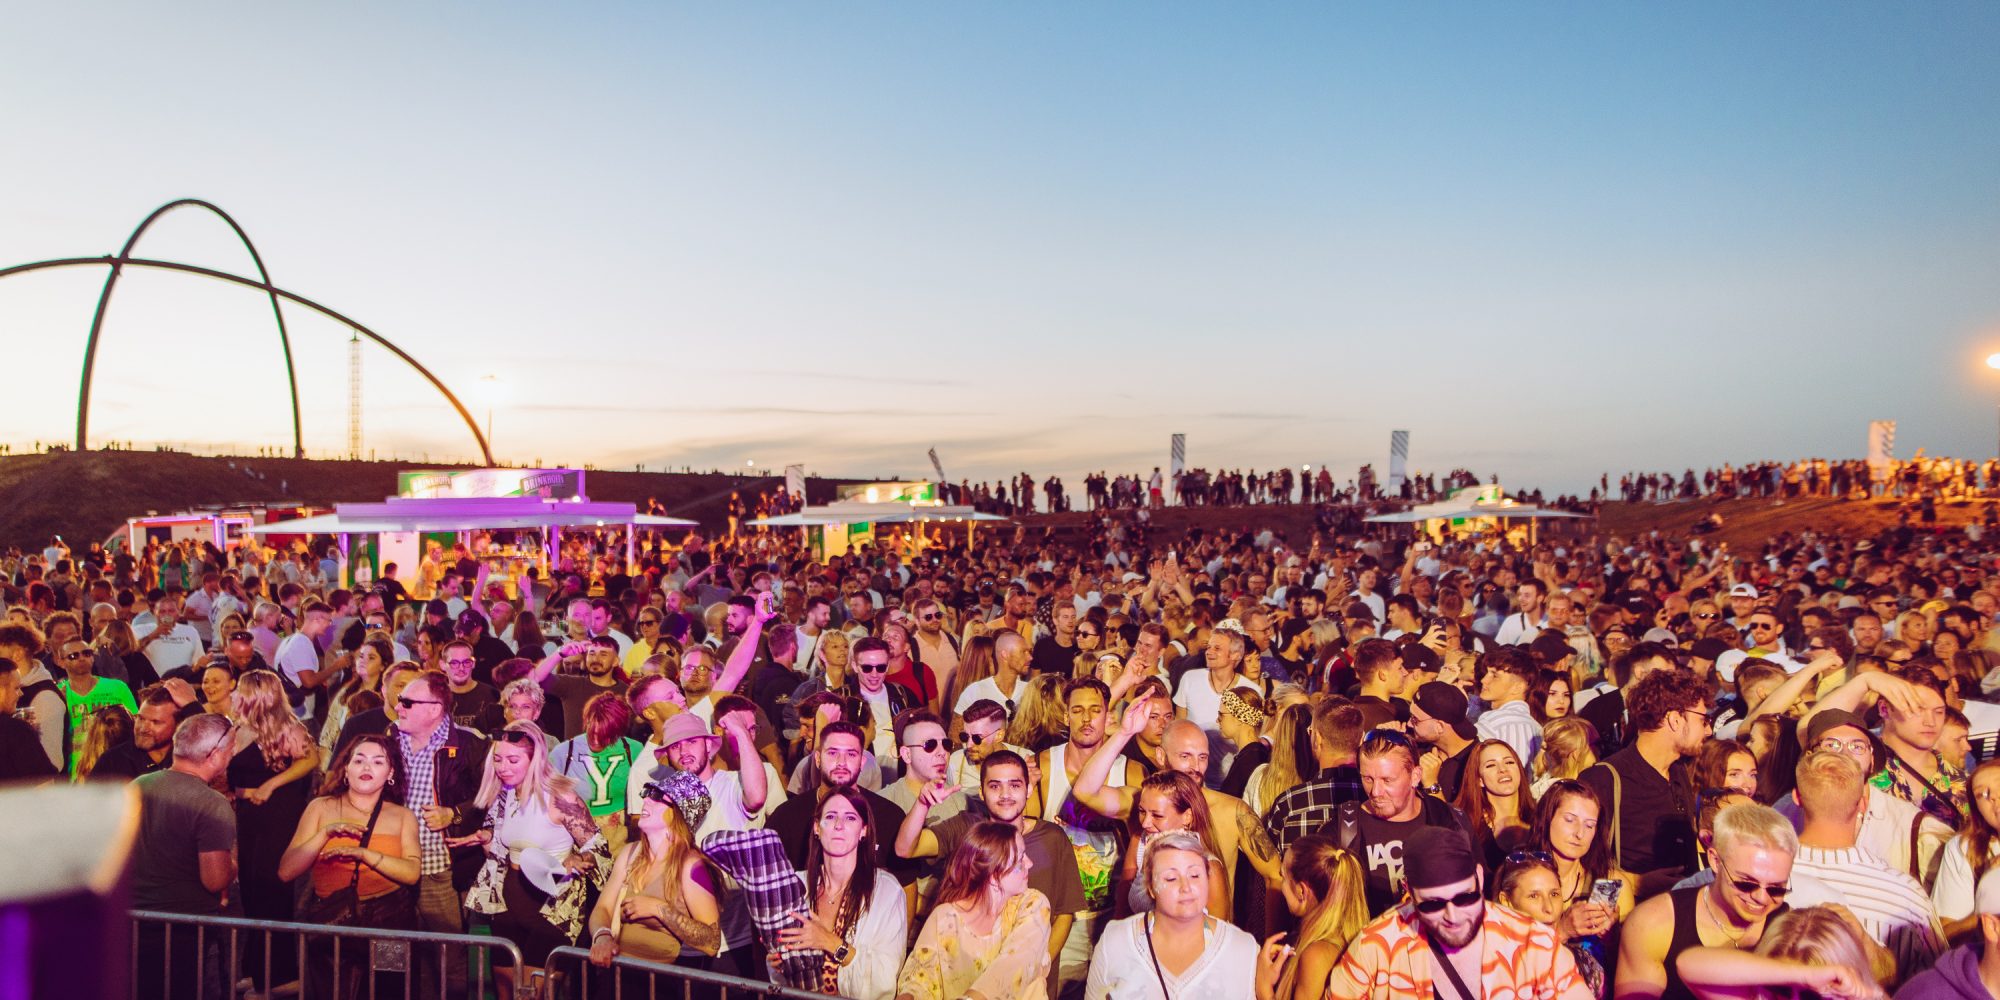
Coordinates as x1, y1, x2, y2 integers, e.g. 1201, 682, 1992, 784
7, 255, 492, 465
77, 200, 304, 457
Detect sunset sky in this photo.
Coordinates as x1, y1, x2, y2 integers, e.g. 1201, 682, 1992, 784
5, 2, 2000, 498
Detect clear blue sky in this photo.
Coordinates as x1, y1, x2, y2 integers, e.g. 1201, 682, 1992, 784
5, 2, 1999, 498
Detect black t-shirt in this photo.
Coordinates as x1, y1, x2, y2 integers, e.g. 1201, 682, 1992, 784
86, 739, 166, 782
1437, 742, 1477, 802
0, 715, 57, 782
1030, 636, 1077, 676
1355, 807, 1465, 913
1581, 747, 1695, 877
450, 682, 503, 737
1352, 695, 1410, 731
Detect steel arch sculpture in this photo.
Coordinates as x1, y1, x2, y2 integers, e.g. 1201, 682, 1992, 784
0, 200, 493, 464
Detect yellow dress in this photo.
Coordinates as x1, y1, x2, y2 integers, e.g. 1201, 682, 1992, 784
895, 889, 1052, 1000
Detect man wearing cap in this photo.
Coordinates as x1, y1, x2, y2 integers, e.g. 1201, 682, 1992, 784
1896, 867, 2000, 998
1326, 825, 1591, 999
1411, 681, 1479, 802
1787, 750, 1945, 974
454, 608, 511, 682
1781, 701, 1954, 882
1726, 583, 1760, 631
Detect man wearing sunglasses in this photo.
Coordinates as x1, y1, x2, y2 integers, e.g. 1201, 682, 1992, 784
387, 668, 488, 993
880, 708, 965, 822
1329, 825, 1591, 999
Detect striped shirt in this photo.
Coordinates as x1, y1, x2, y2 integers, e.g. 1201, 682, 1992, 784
1791, 844, 1945, 973
1325, 900, 1593, 1000
1475, 700, 1543, 769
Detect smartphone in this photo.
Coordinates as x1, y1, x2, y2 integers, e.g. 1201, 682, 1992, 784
1589, 878, 1621, 906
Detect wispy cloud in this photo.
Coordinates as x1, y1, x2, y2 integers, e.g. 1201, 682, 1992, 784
512, 403, 993, 418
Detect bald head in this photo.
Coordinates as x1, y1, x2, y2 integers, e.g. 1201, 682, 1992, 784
994, 630, 1027, 664
1163, 720, 1211, 778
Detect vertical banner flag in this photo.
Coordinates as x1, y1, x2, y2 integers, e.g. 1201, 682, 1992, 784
928, 447, 947, 484
784, 463, 805, 501
1388, 430, 1410, 490
1867, 421, 1895, 485
1169, 434, 1186, 504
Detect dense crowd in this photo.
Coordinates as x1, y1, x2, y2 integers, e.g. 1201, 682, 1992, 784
11, 500, 2000, 1000
1606, 455, 2000, 504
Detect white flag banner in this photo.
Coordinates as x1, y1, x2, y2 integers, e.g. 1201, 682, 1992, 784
1867, 421, 1895, 483
784, 463, 805, 499
1388, 430, 1410, 489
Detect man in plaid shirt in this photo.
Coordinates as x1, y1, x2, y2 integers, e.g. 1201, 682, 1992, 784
384, 669, 487, 999
1265, 699, 1366, 852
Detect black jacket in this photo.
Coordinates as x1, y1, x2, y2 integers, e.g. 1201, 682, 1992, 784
381, 720, 491, 892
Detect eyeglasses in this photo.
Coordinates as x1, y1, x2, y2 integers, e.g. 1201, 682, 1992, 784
1817, 736, 1872, 757
1678, 709, 1712, 729
396, 696, 441, 709
856, 661, 889, 674
1713, 855, 1789, 900
444, 658, 476, 669
1412, 887, 1483, 914
903, 738, 957, 754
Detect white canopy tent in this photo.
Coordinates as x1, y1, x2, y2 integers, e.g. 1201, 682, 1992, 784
746, 501, 1007, 558
247, 496, 696, 584
1363, 487, 1590, 544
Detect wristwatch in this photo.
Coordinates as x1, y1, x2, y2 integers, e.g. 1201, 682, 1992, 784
834, 944, 852, 965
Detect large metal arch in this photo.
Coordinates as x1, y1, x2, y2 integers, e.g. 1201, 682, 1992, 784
78, 200, 305, 457
0, 255, 494, 465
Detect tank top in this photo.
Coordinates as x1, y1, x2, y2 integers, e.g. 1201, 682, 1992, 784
311, 834, 405, 900
1043, 742, 1128, 830
1044, 742, 1128, 912
614, 849, 688, 963
1661, 885, 1788, 1000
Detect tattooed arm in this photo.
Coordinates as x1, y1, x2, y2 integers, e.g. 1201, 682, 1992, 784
1236, 801, 1282, 886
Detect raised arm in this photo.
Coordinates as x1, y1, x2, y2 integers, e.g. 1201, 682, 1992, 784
721, 714, 767, 813
1797, 670, 1924, 745
1744, 650, 1843, 724
893, 781, 955, 859
1671, 947, 1880, 1000
533, 641, 585, 685
1070, 701, 1145, 819
712, 591, 776, 698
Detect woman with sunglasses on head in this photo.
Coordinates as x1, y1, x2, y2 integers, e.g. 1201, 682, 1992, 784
1495, 853, 1607, 998
1457, 739, 1538, 875
587, 769, 721, 981
897, 820, 1053, 1000
770, 786, 908, 1000
456, 720, 609, 1000
1271, 834, 1368, 1000
278, 733, 421, 998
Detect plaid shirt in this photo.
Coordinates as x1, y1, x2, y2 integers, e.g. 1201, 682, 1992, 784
702, 829, 820, 990
398, 722, 454, 875
1264, 765, 1363, 853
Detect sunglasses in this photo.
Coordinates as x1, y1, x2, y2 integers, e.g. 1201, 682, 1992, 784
856, 662, 889, 674
1362, 728, 1413, 750
1077, 630, 1100, 638
919, 613, 942, 622
1713, 856, 1789, 900
964, 728, 1004, 744
1503, 850, 1555, 866
903, 737, 957, 754
1412, 887, 1483, 914
495, 729, 537, 747
1748, 622, 1778, 631
60, 649, 92, 661
396, 696, 441, 709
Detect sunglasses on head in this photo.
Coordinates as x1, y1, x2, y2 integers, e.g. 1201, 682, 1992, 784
495, 729, 537, 747
1412, 887, 1483, 914
1503, 850, 1554, 866
1362, 728, 1412, 750
904, 737, 957, 754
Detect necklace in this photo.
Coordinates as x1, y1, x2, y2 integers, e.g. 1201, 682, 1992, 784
1699, 887, 1749, 945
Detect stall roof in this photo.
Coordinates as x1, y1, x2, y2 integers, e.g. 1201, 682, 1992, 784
1363, 497, 1591, 524
748, 502, 1006, 527
246, 496, 694, 534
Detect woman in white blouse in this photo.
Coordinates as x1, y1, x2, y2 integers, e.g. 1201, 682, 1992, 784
1085, 830, 1287, 1000
1932, 759, 2000, 939
776, 786, 907, 1000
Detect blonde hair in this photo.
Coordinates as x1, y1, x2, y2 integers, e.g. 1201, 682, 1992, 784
1278, 836, 1369, 1000
232, 669, 315, 770
474, 720, 574, 820
1793, 750, 1865, 824
1754, 906, 1881, 989
74, 705, 134, 782
1711, 802, 1800, 858
1533, 716, 1598, 783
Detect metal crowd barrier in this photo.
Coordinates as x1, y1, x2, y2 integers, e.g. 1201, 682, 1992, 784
542, 947, 841, 1000
130, 909, 526, 1000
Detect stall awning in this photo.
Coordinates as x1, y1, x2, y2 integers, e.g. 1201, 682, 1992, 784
246, 496, 695, 535
747, 502, 1006, 528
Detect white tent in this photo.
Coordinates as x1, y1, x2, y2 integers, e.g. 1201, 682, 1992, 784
1363, 486, 1590, 543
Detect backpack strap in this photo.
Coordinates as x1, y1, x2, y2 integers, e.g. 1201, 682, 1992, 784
1335, 801, 1362, 855
1908, 809, 1926, 882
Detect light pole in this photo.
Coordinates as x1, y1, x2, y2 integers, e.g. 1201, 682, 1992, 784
477, 374, 503, 461
1988, 355, 2000, 458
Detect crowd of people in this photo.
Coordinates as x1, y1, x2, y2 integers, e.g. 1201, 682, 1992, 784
14, 498, 2000, 1000
1607, 454, 2000, 504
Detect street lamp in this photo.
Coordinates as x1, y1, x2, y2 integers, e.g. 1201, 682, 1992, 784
476, 374, 504, 460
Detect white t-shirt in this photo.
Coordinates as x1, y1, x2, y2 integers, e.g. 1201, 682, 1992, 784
275, 633, 322, 689
955, 676, 1028, 716
1173, 671, 1259, 732
860, 685, 895, 762
143, 624, 204, 676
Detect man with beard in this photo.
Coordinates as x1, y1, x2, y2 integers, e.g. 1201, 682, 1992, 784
1031, 678, 1144, 992
1329, 826, 1591, 999
764, 720, 909, 875
943, 698, 1031, 794
894, 748, 1087, 989
530, 634, 628, 740
1581, 667, 1708, 882
439, 639, 502, 736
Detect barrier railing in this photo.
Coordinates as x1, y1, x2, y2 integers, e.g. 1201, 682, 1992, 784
542, 946, 842, 1000
130, 909, 526, 1000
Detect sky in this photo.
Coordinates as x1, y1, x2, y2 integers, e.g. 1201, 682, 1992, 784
4, 2, 2000, 499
